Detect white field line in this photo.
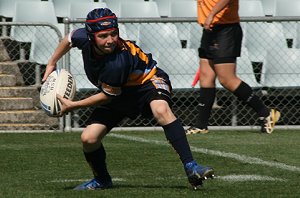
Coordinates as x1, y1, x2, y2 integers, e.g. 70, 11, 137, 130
51, 175, 284, 184
217, 174, 286, 182
109, 133, 300, 173
156, 175, 285, 182
49, 178, 125, 183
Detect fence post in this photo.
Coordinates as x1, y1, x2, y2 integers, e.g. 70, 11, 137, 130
63, 18, 72, 132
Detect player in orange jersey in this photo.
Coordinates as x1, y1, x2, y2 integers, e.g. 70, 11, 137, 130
186, 0, 280, 135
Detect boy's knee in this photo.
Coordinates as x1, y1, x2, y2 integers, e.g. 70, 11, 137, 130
81, 130, 97, 145
151, 102, 176, 125
153, 105, 169, 118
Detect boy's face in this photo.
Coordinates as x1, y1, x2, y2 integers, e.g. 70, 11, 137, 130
94, 28, 119, 54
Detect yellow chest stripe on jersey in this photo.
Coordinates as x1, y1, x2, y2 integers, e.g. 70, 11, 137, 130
125, 41, 149, 64
125, 67, 157, 86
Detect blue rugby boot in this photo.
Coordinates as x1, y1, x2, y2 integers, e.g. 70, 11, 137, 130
184, 161, 214, 189
73, 178, 112, 190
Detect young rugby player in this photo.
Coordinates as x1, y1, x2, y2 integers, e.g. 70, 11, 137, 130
43, 8, 214, 190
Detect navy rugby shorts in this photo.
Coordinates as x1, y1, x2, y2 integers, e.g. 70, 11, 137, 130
198, 23, 243, 64
86, 68, 172, 131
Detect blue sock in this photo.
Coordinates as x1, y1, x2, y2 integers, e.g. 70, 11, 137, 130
162, 119, 194, 165
84, 144, 111, 181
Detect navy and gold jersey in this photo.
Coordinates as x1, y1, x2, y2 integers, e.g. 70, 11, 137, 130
70, 28, 159, 96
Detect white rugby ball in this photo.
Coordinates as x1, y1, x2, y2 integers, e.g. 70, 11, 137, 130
40, 69, 76, 117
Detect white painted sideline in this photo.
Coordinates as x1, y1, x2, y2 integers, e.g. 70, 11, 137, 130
218, 174, 286, 182
50, 175, 285, 184
109, 133, 300, 173
49, 178, 125, 183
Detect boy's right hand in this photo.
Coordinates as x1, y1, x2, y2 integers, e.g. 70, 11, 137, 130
42, 64, 56, 82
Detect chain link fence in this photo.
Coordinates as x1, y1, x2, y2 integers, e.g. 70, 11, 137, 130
1, 17, 300, 131
0, 22, 63, 131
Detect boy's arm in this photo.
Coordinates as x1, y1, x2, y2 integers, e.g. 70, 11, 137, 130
42, 35, 72, 82
57, 92, 112, 116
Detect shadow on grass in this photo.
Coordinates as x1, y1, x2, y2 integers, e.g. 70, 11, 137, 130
63, 183, 191, 191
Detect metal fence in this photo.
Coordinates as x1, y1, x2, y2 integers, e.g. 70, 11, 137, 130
1, 16, 300, 132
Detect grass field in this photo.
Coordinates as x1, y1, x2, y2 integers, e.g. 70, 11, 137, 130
0, 130, 299, 198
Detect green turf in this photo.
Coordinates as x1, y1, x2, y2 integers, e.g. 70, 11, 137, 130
0, 130, 299, 198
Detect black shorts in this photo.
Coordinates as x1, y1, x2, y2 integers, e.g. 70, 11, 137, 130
198, 23, 243, 64
86, 68, 172, 131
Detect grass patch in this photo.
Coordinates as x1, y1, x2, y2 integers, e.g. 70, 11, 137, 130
0, 130, 299, 197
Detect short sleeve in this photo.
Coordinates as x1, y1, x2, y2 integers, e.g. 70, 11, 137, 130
70, 28, 89, 50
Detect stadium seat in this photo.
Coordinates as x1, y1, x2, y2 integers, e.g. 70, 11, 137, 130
240, 22, 247, 47
294, 24, 300, 49
119, 1, 160, 44
237, 47, 262, 88
155, 0, 197, 17
157, 48, 199, 89
244, 22, 287, 63
168, 1, 197, 47
29, 24, 64, 66
169, 1, 197, 17
70, 48, 97, 90
274, 0, 300, 47
0, 0, 41, 19
261, 48, 300, 87
119, 2, 160, 18
154, 0, 172, 17
10, 1, 58, 43
118, 23, 129, 41
275, 0, 300, 16
69, 2, 108, 30
69, 2, 108, 19
28, 23, 64, 86
103, 0, 121, 17
10, 1, 58, 60
186, 23, 203, 49
104, 0, 150, 17
137, 23, 181, 60
53, 0, 94, 18
0, 0, 24, 36
261, 0, 276, 16
239, 0, 265, 17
